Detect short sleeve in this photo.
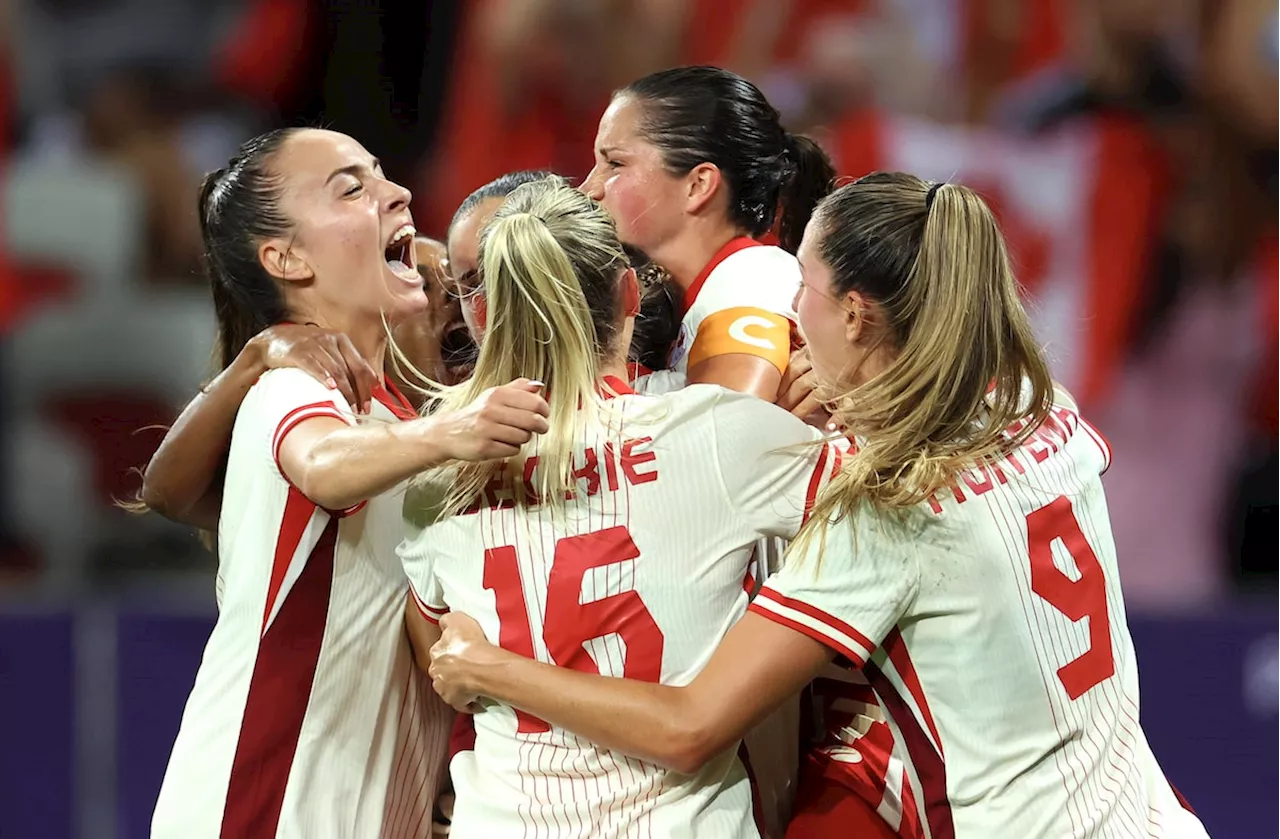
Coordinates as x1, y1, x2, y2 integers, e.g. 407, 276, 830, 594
397, 482, 449, 624
255, 368, 356, 478
749, 510, 920, 667
684, 246, 800, 372
710, 389, 840, 540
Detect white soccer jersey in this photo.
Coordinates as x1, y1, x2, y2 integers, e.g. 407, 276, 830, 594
666, 237, 800, 378
750, 391, 1210, 838
152, 369, 448, 839
399, 379, 840, 839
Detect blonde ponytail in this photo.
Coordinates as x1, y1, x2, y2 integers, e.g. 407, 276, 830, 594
796, 173, 1054, 550
419, 176, 630, 515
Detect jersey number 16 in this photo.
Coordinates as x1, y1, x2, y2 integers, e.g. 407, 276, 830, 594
484, 525, 665, 734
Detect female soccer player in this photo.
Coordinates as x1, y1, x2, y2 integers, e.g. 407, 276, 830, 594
150, 128, 550, 838
427, 173, 1211, 839
580, 65, 835, 400
398, 176, 841, 838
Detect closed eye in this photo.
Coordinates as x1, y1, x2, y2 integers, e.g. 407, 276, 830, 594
344, 183, 363, 197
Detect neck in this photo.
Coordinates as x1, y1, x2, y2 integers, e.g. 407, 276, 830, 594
599, 347, 629, 384
289, 306, 388, 382
650, 218, 749, 292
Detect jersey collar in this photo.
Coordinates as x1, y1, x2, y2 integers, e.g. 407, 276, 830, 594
680, 236, 765, 318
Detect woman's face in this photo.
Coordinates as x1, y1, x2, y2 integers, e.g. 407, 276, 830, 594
579, 95, 688, 256
268, 129, 426, 325
446, 197, 505, 344
794, 220, 861, 392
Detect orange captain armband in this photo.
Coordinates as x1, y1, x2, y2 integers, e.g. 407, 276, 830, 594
687, 307, 794, 374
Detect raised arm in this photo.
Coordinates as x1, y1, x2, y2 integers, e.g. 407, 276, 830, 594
427, 610, 831, 775
140, 325, 378, 528
277, 380, 550, 513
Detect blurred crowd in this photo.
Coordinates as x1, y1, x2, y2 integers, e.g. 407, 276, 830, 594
0, 0, 1275, 606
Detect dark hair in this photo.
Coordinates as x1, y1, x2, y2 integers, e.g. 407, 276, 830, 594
621, 66, 835, 253
449, 169, 556, 234
199, 128, 301, 371
623, 244, 680, 371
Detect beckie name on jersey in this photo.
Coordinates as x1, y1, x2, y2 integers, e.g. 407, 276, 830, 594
463, 437, 660, 514
926, 406, 1081, 514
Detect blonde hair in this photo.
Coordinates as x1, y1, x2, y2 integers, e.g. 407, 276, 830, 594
796, 172, 1054, 547
417, 176, 631, 515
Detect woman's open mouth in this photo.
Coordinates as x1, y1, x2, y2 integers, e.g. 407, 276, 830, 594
384, 223, 421, 283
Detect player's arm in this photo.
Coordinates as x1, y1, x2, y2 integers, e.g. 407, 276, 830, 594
404, 594, 443, 673
140, 325, 378, 528
684, 307, 793, 402
687, 354, 782, 401
429, 610, 833, 775
277, 380, 550, 512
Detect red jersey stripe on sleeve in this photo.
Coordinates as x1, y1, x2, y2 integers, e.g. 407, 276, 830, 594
748, 598, 869, 668
271, 401, 349, 466
748, 602, 867, 668
757, 586, 877, 653
409, 584, 447, 625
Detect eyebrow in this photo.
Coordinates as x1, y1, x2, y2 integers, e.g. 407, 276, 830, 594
597, 146, 622, 158
325, 158, 381, 185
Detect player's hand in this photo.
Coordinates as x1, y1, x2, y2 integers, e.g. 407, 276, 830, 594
776, 348, 828, 426
249, 324, 379, 414
429, 611, 497, 711
431, 379, 550, 462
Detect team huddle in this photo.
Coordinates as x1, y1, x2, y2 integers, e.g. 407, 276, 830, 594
139, 66, 1210, 839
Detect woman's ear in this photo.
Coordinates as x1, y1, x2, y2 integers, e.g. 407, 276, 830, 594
843, 290, 869, 345
684, 162, 723, 216
259, 238, 315, 283
621, 267, 641, 317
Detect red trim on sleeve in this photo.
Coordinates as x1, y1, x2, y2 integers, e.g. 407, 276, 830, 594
409, 585, 447, 625
748, 602, 867, 668
759, 586, 876, 653
272, 401, 348, 467
680, 237, 764, 317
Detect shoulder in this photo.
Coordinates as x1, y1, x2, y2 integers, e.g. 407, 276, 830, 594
683, 385, 822, 448
692, 245, 800, 318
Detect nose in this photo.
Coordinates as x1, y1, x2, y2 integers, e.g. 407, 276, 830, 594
385, 178, 412, 214
791, 283, 803, 313
580, 166, 604, 201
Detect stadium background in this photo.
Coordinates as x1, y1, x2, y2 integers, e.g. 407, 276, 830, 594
0, 0, 1274, 836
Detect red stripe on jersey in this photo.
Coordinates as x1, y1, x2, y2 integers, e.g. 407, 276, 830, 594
272, 401, 346, 463
600, 374, 636, 398
680, 236, 764, 316
221, 518, 337, 838
377, 380, 418, 420
756, 587, 876, 654
1167, 778, 1196, 815
1078, 416, 1112, 474
881, 628, 944, 757
864, 662, 954, 839
261, 487, 315, 634
408, 584, 446, 625
748, 602, 866, 668
802, 444, 831, 526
